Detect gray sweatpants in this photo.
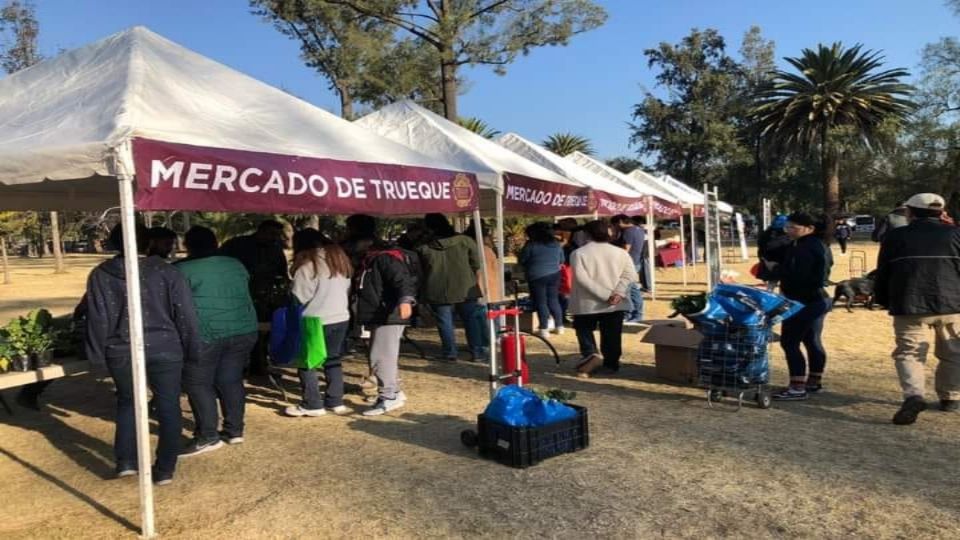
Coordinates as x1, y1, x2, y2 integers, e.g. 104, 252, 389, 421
370, 325, 405, 400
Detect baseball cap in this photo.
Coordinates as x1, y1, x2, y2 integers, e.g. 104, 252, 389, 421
905, 193, 946, 210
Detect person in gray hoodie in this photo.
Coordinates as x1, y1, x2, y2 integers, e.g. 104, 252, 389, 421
85, 223, 201, 486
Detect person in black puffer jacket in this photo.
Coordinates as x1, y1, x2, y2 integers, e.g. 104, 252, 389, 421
875, 193, 960, 425
772, 212, 833, 401
355, 241, 418, 416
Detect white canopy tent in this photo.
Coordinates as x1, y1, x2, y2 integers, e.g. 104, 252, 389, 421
0, 27, 490, 538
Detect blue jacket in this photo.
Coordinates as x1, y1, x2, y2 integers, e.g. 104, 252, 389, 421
519, 241, 564, 281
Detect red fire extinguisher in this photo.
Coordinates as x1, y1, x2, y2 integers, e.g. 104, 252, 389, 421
500, 328, 529, 385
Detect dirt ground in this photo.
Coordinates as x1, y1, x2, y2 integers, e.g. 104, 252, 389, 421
1, 243, 959, 539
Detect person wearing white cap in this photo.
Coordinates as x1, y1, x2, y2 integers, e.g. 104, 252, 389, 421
875, 193, 960, 425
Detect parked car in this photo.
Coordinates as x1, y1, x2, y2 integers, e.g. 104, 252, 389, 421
852, 215, 875, 233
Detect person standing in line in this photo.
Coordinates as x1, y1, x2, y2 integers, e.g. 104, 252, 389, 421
175, 227, 258, 456
284, 229, 354, 418
519, 222, 565, 339
418, 213, 485, 362
146, 226, 178, 259
569, 220, 639, 378
756, 215, 791, 292
85, 224, 201, 486
355, 236, 418, 416
875, 193, 960, 425
772, 212, 834, 401
834, 220, 852, 255
872, 202, 909, 243
612, 214, 648, 324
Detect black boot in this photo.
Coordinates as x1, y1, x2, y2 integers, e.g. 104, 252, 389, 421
893, 396, 927, 425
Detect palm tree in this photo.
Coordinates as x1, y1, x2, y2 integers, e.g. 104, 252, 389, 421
458, 117, 500, 139
751, 43, 914, 227
543, 133, 595, 156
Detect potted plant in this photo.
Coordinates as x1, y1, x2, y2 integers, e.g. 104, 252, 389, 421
2, 309, 58, 370
0, 339, 14, 373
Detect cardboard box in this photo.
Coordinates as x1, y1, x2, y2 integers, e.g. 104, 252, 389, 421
641, 323, 704, 385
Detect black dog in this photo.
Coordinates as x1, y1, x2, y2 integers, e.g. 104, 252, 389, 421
832, 271, 877, 313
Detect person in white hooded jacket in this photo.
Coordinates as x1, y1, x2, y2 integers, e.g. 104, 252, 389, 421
569, 220, 639, 378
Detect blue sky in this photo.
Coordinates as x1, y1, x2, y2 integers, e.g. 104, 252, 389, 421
28, 0, 960, 159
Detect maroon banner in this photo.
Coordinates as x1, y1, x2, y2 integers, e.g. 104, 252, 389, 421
132, 138, 479, 215
594, 191, 649, 216
502, 173, 594, 215
652, 197, 684, 219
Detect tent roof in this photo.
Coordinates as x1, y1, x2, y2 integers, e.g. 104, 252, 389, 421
495, 133, 644, 199
565, 152, 678, 203
629, 170, 701, 206
0, 27, 470, 211
354, 101, 578, 193
653, 173, 735, 213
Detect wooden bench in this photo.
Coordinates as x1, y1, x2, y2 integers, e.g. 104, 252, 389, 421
0, 359, 90, 413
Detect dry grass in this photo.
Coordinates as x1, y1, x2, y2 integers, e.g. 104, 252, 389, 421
0, 245, 958, 539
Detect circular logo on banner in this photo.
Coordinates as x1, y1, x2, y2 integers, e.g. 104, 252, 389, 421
586, 190, 599, 213
453, 173, 475, 208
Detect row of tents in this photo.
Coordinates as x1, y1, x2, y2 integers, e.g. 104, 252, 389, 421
0, 27, 733, 538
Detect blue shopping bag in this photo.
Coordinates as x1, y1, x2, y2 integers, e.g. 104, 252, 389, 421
269, 301, 305, 366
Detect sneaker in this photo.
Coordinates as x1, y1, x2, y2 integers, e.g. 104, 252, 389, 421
893, 396, 928, 425
939, 399, 959, 412
805, 383, 824, 394
180, 438, 224, 458
575, 353, 603, 376
284, 405, 326, 417
219, 431, 244, 445
116, 467, 138, 478
772, 388, 808, 401
152, 468, 173, 486
550, 327, 566, 336
364, 391, 406, 404
362, 396, 405, 416
536, 329, 551, 340
327, 405, 350, 415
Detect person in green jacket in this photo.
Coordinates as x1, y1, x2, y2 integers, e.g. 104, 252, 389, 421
417, 214, 485, 362
175, 226, 258, 457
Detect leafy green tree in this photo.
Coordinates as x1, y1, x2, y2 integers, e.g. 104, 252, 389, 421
542, 132, 594, 156
629, 29, 746, 190
605, 156, 643, 174
251, 0, 445, 119
751, 43, 915, 226
458, 116, 500, 138
323, 0, 607, 121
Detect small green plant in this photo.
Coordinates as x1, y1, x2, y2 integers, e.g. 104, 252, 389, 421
531, 387, 577, 403
1, 309, 58, 356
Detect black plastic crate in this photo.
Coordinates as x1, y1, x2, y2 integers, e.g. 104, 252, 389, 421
476, 404, 589, 468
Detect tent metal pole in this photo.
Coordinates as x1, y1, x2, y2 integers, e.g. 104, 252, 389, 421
679, 210, 687, 287
472, 208, 497, 398
117, 174, 156, 539
495, 194, 506, 301
646, 196, 656, 300
689, 205, 697, 268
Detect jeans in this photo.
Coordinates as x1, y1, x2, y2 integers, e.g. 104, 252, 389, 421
297, 321, 350, 410
573, 312, 625, 370
779, 298, 831, 379
837, 238, 848, 254
432, 300, 486, 359
626, 263, 646, 322
107, 358, 183, 475
529, 272, 564, 330
183, 332, 257, 442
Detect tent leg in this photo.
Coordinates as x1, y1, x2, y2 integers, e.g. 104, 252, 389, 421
471, 209, 497, 384
679, 211, 687, 287
495, 195, 506, 300
646, 196, 656, 301
118, 175, 156, 539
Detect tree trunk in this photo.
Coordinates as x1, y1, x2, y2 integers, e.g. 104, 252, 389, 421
40, 215, 50, 257
51, 211, 66, 274
440, 58, 458, 122
338, 86, 354, 121
1, 236, 9, 285
822, 148, 840, 245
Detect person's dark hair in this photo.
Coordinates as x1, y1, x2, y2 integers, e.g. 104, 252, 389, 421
786, 212, 816, 228
910, 207, 944, 219
106, 223, 149, 253
554, 217, 579, 232
398, 221, 431, 250
257, 220, 285, 234
292, 228, 323, 255
632, 215, 646, 226
525, 222, 555, 244
184, 226, 218, 255
345, 214, 377, 238
583, 220, 611, 243
147, 226, 177, 241
424, 213, 456, 238
610, 214, 630, 226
